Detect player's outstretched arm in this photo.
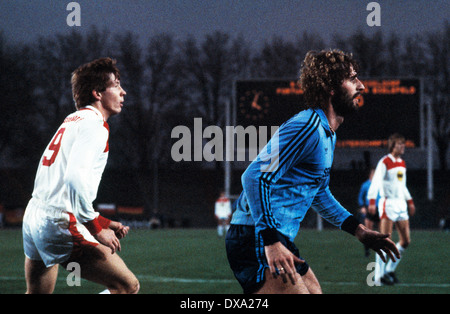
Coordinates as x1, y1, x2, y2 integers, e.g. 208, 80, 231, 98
354, 224, 400, 263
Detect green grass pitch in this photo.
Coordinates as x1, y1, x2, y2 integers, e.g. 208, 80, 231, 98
1, 228, 449, 294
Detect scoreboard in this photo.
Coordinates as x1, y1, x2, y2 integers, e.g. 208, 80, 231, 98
234, 78, 421, 148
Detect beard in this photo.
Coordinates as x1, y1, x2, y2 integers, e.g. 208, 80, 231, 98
331, 86, 360, 117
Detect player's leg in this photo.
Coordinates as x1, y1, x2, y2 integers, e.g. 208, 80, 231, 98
217, 219, 225, 236
301, 267, 322, 294
395, 219, 410, 249
375, 218, 394, 284
255, 268, 311, 294
363, 217, 374, 256
24, 257, 59, 294
385, 219, 410, 283
23, 201, 60, 294
365, 218, 374, 230
64, 243, 139, 294
379, 217, 394, 239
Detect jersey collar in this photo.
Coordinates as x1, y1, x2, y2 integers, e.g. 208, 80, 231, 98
388, 153, 403, 163
80, 105, 106, 121
314, 109, 334, 137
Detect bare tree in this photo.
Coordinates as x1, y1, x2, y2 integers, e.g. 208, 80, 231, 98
295, 31, 326, 66
177, 31, 252, 127
0, 34, 38, 165
402, 34, 428, 77
112, 32, 183, 211
426, 22, 450, 170
252, 36, 300, 78
31, 28, 113, 145
385, 33, 401, 77
344, 29, 386, 77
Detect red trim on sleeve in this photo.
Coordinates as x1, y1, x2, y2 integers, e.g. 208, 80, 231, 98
83, 217, 103, 235
97, 215, 111, 229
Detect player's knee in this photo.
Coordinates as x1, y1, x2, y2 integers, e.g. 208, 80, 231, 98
130, 278, 140, 294
123, 277, 140, 294
110, 277, 140, 294
400, 239, 410, 249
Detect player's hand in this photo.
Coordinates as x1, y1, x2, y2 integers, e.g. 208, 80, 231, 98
109, 221, 130, 239
264, 242, 304, 285
95, 228, 121, 254
355, 224, 400, 263
408, 203, 416, 217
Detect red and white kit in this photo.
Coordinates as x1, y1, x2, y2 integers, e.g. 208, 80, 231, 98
23, 106, 111, 267
367, 154, 413, 222
215, 196, 232, 220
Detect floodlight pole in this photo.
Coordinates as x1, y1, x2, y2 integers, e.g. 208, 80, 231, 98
224, 99, 231, 198
427, 101, 434, 200
317, 213, 323, 231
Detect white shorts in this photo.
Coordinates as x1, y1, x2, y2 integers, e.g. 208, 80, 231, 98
22, 198, 99, 267
377, 197, 409, 222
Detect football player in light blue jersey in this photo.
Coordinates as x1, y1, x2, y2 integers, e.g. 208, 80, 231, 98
226, 49, 400, 294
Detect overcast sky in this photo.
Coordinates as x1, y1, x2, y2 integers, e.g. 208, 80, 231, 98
1, 0, 448, 46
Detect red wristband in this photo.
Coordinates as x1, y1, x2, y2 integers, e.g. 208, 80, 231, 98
97, 215, 111, 229
369, 199, 376, 206
83, 217, 103, 235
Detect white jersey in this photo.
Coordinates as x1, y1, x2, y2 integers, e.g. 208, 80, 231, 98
367, 154, 412, 204
215, 197, 232, 219
30, 105, 109, 232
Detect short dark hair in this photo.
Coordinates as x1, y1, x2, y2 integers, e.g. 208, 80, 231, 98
71, 57, 120, 110
299, 49, 359, 111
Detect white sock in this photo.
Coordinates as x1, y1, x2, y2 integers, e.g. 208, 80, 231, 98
386, 243, 406, 273
99, 289, 111, 294
375, 251, 386, 281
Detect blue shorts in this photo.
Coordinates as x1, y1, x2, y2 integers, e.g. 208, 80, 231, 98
225, 224, 309, 294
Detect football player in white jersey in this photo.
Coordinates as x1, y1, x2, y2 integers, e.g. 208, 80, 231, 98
214, 191, 232, 236
22, 58, 139, 294
368, 133, 416, 285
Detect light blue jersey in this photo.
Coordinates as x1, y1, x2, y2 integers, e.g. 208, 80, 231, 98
358, 180, 372, 208
231, 108, 352, 242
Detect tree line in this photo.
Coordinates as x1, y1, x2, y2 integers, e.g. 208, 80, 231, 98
0, 23, 448, 208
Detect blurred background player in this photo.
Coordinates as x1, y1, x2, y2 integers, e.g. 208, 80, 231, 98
357, 167, 379, 256
368, 133, 416, 285
215, 191, 232, 237
226, 49, 400, 294
22, 58, 139, 294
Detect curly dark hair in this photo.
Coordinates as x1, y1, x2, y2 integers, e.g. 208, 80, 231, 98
299, 49, 359, 111
71, 57, 120, 110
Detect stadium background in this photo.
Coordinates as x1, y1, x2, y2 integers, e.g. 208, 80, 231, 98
0, 1, 449, 294
0, 167, 448, 230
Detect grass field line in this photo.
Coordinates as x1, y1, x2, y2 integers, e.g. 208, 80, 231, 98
1, 275, 449, 289
138, 276, 450, 288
